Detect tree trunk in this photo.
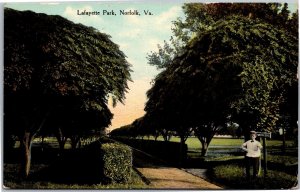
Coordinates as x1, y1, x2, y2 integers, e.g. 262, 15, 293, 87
58, 138, 67, 153
161, 129, 169, 142
193, 125, 218, 157
70, 136, 81, 149
41, 135, 45, 151
198, 135, 214, 157
200, 139, 208, 157
20, 132, 33, 178
70, 138, 77, 149
18, 109, 49, 178
162, 134, 168, 142
56, 128, 67, 154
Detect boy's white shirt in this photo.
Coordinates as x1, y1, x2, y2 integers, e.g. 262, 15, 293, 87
242, 139, 263, 158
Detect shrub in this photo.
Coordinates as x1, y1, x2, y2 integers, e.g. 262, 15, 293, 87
101, 143, 132, 184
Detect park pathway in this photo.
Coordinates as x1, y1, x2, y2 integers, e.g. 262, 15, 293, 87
132, 148, 222, 189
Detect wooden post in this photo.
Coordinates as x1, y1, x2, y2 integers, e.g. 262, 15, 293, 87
282, 128, 286, 154
262, 137, 267, 177
254, 132, 271, 178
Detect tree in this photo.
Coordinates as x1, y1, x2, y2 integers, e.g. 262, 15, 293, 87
145, 15, 297, 156
45, 97, 113, 151
145, 67, 197, 157
4, 8, 131, 177
221, 121, 240, 138
147, 3, 298, 139
109, 124, 136, 138
187, 15, 297, 135
147, 3, 298, 69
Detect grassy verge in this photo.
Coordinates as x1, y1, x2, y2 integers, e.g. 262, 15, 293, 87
3, 163, 148, 189
205, 153, 298, 189
211, 164, 298, 189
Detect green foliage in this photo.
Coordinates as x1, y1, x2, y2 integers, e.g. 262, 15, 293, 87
205, 16, 298, 132
145, 3, 298, 138
147, 3, 298, 69
145, 15, 297, 147
109, 124, 138, 138
178, 3, 297, 36
147, 40, 175, 69
4, 8, 131, 110
101, 143, 133, 184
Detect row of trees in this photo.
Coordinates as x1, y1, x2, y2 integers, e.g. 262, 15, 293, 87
111, 3, 298, 156
4, 8, 132, 177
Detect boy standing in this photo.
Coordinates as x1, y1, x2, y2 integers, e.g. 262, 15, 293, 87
242, 131, 263, 179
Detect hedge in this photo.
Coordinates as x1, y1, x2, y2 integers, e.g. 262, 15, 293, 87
100, 143, 132, 184
73, 139, 133, 184
114, 137, 187, 165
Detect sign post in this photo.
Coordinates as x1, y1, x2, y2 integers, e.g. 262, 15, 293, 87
256, 132, 271, 177
279, 128, 286, 153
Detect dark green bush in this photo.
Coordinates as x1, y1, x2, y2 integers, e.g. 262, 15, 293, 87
74, 139, 133, 184
101, 143, 132, 184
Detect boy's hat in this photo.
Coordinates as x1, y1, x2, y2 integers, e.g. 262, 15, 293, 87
250, 130, 257, 135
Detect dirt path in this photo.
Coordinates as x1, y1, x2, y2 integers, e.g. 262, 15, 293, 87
132, 148, 222, 189
136, 167, 222, 189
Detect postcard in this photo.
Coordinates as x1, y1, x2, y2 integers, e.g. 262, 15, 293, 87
2, 0, 298, 190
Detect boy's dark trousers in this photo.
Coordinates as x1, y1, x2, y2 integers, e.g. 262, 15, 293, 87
245, 156, 260, 179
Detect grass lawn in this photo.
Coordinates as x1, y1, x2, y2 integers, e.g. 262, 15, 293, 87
142, 136, 294, 151
211, 164, 298, 189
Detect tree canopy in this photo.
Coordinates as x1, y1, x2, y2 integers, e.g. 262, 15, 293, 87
147, 3, 298, 69
4, 8, 132, 177
5, 8, 131, 109
144, 4, 298, 155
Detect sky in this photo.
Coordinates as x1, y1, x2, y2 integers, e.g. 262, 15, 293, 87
3, 0, 298, 131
